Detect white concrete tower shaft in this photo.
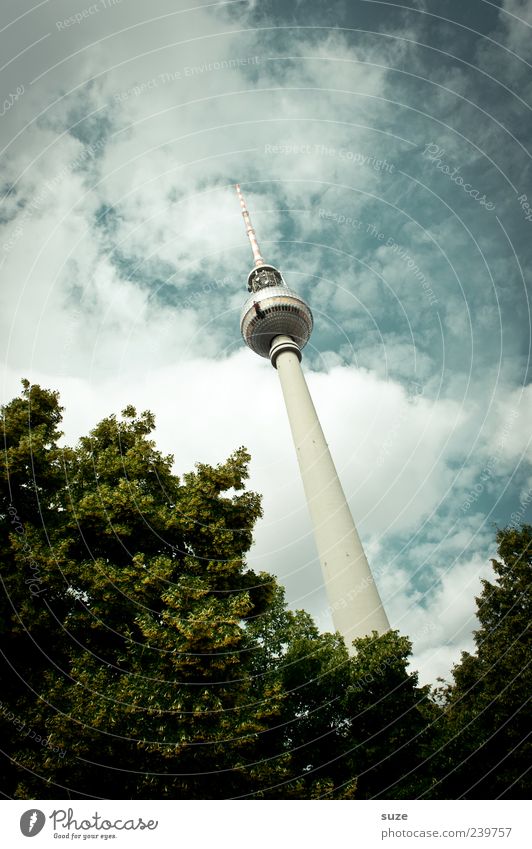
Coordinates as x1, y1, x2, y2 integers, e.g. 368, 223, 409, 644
270, 336, 390, 647
236, 186, 389, 651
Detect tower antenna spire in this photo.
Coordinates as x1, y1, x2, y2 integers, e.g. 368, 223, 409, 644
235, 183, 265, 268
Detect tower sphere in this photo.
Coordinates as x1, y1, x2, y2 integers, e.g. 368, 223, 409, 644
240, 265, 313, 359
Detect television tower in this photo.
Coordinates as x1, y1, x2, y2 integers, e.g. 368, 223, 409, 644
236, 184, 390, 651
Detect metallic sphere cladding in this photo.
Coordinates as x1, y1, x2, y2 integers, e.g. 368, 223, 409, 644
240, 281, 313, 359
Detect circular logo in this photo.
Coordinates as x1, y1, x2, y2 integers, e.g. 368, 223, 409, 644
20, 810, 46, 837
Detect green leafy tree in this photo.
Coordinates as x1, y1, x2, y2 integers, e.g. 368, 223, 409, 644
246, 593, 357, 798
246, 597, 438, 798
439, 525, 532, 798
3, 382, 377, 799
1, 383, 288, 798
9, 381, 526, 801
342, 631, 440, 799
0, 381, 70, 795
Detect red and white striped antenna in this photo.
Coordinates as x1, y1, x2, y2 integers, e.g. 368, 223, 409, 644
235, 183, 265, 268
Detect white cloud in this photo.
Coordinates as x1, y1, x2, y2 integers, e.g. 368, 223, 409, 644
407, 553, 495, 686
499, 0, 532, 56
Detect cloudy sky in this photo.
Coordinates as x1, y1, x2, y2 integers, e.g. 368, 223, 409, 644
1, 0, 531, 685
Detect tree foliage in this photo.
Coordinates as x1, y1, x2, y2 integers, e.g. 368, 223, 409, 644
437, 525, 531, 799
1, 382, 530, 799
